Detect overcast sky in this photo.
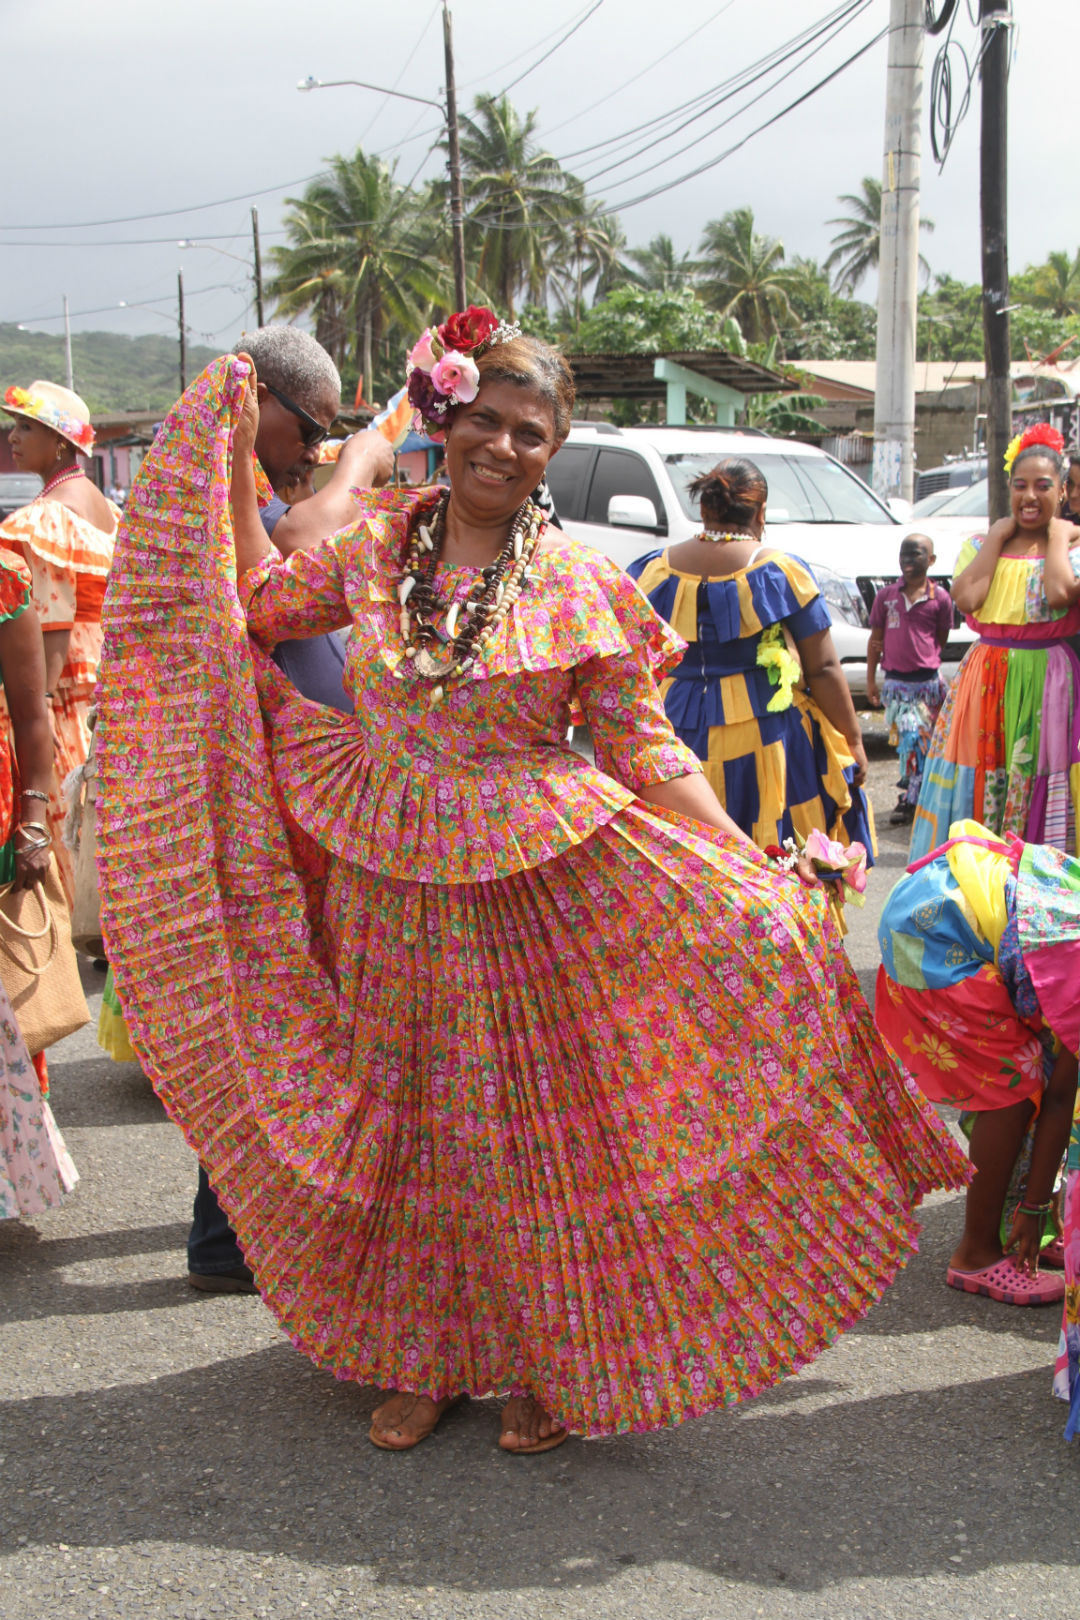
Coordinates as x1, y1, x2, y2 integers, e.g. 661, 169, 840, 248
2, 0, 1074, 362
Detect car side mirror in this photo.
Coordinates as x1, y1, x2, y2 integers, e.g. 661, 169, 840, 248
607, 493, 661, 531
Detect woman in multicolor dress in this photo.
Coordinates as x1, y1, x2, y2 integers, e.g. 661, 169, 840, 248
0, 548, 78, 1218
910, 423, 1080, 861
878, 821, 1077, 1309
0, 381, 117, 904
628, 458, 873, 871
96, 312, 964, 1455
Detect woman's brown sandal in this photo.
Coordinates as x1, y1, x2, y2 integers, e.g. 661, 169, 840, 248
369, 1392, 461, 1451
498, 1394, 569, 1455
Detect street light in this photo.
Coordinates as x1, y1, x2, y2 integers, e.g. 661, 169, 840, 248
177, 223, 265, 325
297, 4, 466, 307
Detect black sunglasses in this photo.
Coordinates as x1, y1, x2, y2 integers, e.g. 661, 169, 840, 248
264, 382, 330, 449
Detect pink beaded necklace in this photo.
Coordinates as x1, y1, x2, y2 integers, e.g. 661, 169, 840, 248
41, 463, 85, 497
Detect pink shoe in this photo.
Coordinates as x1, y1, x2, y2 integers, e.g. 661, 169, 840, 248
946, 1258, 1065, 1306
1040, 1236, 1065, 1269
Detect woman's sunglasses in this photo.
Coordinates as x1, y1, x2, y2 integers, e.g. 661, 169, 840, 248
264, 383, 330, 449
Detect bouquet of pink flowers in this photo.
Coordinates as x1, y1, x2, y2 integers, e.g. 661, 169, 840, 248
405, 304, 512, 440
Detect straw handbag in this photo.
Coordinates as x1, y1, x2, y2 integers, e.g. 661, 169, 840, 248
0, 858, 91, 1055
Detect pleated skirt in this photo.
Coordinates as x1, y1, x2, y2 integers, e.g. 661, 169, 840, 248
181, 802, 965, 1436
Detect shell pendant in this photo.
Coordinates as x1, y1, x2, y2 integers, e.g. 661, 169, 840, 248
413, 645, 456, 679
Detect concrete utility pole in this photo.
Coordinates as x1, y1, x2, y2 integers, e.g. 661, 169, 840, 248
62, 294, 74, 392
872, 0, 925, 506
442, 4, 467, 310
251, 207, 265, 327
980, 0, 1011, 521
177, 271, 187, 396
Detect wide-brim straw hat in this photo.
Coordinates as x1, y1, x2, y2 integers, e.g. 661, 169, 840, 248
1, 380, 95, 455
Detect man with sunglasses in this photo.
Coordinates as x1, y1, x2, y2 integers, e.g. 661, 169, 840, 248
186, 324, 392, 1296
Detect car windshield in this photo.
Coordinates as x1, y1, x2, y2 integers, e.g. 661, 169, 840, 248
930, 477, 989, 517
663, 451, 895, 525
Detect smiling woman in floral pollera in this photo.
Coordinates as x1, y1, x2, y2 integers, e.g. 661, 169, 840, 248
96, 307, 965, 1460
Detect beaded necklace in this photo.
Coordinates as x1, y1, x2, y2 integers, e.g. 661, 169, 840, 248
693, 528, 759, 544
398, 491, 544, 709
41, 463, 85, 496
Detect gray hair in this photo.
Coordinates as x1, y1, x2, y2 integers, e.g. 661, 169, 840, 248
232, 325, 341, 412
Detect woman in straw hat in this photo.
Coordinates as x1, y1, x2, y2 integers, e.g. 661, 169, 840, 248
0, 381, 117, 905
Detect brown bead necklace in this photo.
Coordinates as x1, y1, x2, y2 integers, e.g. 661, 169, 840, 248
397, 492, 544, 709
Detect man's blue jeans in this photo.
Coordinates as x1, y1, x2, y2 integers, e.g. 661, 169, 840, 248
187, 1164, 246, 1274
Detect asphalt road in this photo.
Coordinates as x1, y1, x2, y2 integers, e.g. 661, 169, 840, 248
3, 718, 1078, 1620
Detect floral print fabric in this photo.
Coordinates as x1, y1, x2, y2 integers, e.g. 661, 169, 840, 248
96, 357, 966, 1435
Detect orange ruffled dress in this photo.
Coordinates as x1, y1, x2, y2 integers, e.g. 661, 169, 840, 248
96, 359, 966, 1436
0, 494, 116, 902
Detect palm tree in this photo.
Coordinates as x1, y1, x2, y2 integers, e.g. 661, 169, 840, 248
268, 150, 446, 403
554, 186, 633, 329
458, 93, 573, 318
696, 208, 801, 343
825, 177, 934, 295
628, 233, 696, 291
1028, 250, 1080, 319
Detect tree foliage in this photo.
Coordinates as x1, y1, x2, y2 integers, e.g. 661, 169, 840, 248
825, 176, 933, 294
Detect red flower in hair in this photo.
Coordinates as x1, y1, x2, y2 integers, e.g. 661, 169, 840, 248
1017, 423, 1065, 458
437, 305, 499, 354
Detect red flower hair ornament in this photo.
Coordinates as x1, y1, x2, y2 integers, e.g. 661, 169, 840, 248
404, 304, 523, 437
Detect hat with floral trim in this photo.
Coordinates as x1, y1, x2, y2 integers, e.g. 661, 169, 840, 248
1, 380, 95, 455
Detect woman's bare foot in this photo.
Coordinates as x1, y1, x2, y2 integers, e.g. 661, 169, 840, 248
499, 1394, 568, 1455
369, 1391, 458, 1451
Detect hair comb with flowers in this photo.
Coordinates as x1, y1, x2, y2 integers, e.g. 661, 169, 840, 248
1003, 422, 1065, 477
405, 304, 519, 440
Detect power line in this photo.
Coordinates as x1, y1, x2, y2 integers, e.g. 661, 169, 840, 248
0, 233, 287, 249
497, 0, 606, 96
606, 22, 889, 212
9, 281, 241, 328
458, 3, 600, 91
537, 0, 739, 143
575, 0, 875, 192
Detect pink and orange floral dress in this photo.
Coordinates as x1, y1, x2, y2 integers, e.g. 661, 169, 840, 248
95, 358, 966, 1436
0, 494, 117, 903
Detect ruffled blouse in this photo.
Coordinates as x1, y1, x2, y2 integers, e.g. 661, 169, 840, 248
240, 488, 701, 884
0, 496, 117, 688
953, 533, 1080, 642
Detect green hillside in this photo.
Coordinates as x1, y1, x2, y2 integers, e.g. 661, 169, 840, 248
0, 325, 222, 414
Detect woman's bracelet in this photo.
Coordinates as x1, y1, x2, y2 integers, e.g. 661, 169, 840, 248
15, 821, 52, 849
1017, 1201, 1052, 1218
20, 787, 50, 803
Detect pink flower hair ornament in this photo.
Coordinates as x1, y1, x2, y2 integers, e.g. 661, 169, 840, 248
404, 304, 522, 436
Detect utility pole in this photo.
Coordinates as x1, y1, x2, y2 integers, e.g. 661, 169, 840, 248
251, 206, 265, 327
177, 271, 187, 396
872, 0, 924, 506
442, 4, 467, 309
62, 294, 74, 392
980, 0, 1011, 521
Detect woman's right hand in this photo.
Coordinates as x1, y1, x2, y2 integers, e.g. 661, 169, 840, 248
848, 736, 869, 787
233, 352, 260, 465
985, 513, 1017, 550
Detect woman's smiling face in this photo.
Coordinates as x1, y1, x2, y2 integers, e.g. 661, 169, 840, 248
445, 379, 559, 523
1010, 453, 1063, 531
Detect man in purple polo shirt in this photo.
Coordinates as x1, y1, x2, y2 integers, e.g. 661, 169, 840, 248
867, 534, 953, 826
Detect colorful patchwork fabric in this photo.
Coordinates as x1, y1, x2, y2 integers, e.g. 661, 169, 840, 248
876, 820, 1050, 1109
911, 535, 1080, 859
96, 356, 966, 1436
629, 548, 875, 858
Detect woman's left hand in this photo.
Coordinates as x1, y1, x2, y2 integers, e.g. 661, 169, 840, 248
1003, 1209, 1043, 1275
13, 831, 51, 892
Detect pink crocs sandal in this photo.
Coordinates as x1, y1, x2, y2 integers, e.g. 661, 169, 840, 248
1040, 1236, 1066, 1269
946, 1258, 1066, 1306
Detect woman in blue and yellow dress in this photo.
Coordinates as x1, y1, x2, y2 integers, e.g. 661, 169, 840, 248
628, 457, 874, 870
